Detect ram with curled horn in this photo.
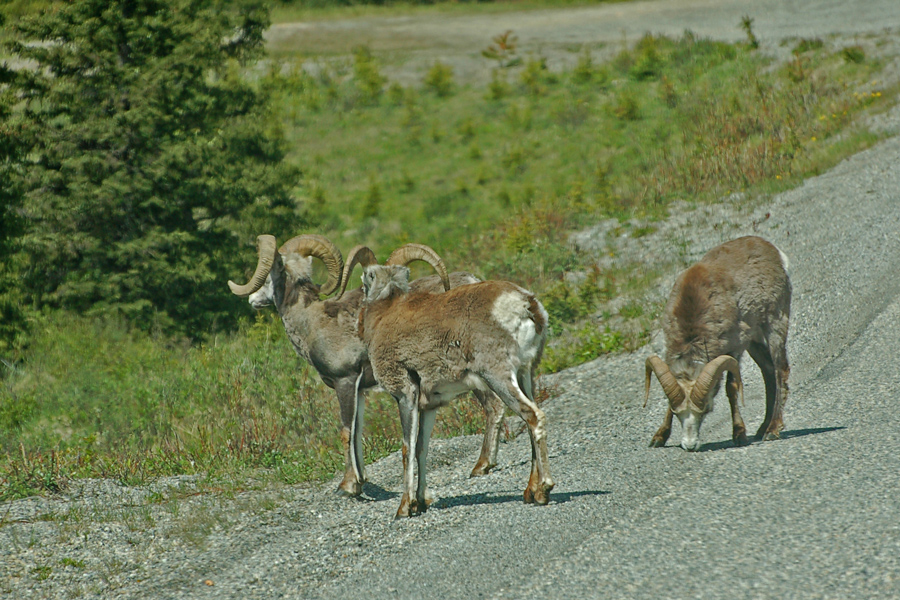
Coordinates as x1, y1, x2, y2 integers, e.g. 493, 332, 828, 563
228, 235, 506, 497
644, 236, 792, 451
348, 243, 554, 519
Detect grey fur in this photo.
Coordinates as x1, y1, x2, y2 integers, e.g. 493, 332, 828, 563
356, 263, 555, 519
645, 235, 792, 451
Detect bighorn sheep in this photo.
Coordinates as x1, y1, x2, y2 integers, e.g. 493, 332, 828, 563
644, 235, 791, 451
228, 235, 506, 496
341, 243, 554, 518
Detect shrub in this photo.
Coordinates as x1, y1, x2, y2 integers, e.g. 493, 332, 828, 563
740, 15, 760, 49
424, 61, 455, 97
487, 69, 511, 100
612, 89, 641, 120
631, 35, 664, 80
353, 45, 386, 103
521, 56, 551, 96
793, 38, 824, 55
361, 177, 382, 219
573, 47, 595, 83
842, 45, 866, 63
482, 30, 519, 69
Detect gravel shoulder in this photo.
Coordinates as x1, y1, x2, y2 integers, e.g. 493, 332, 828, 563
3, 2, 900, 598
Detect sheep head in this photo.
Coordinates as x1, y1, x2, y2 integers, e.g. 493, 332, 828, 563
335, 243, 450, 301
228, 234, 344, 305
644, 354, 743, 451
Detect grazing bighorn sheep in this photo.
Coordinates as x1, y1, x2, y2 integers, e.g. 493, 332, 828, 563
340, 243, 554, 518
644, 235, 791, 451
228, 235, 506, 496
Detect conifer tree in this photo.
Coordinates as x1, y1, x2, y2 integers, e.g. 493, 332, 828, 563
2, 0, 301, 339
0, 12, 27, 352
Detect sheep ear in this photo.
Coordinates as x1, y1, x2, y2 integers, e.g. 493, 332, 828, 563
391, 265, 411, 285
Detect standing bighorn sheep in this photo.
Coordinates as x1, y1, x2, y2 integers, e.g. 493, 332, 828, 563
228, 235, 506, 496
644, 235, 791, 451
340, 243, 554, 518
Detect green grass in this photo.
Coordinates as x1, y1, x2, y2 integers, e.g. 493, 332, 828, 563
1, 26, 896, 500
0, 312, 488, 500
267, 30, 893, 357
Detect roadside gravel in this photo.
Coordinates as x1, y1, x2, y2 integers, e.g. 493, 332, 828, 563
3, 2, 900, 598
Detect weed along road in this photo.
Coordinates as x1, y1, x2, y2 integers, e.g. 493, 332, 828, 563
3, 1, 900, 599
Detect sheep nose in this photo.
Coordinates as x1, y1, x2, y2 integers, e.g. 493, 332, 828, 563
681, 439, 701, 452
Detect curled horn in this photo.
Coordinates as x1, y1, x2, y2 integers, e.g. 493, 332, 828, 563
228, 235, 277, 297
279, 234, 344, 297
335, 245, 378, 300
690, 355, 743, 407
644, 355, 685, 408
386, 244, 450, 292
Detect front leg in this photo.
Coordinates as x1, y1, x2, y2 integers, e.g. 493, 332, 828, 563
415, 408, 438, 513
726, 371, 749, 446
395, 389, 420, 519
334, 375, 366, 496
649, 407, 674, 447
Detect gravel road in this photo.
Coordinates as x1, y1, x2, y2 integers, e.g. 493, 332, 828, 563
3, 1, 900, 598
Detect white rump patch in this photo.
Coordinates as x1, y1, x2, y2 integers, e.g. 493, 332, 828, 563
491, 291, 540, 361
776, 247, 790, 274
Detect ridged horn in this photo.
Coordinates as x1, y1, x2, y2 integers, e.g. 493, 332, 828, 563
228, 235, 277, 297
644, 355, 685, 408
335, 245, 378, 300
386, 244, 450, 292
279, 234, 344, 296
690, 355, 743, 407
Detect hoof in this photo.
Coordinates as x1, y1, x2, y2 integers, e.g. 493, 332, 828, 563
524, 481, 554, 505
336, 480, 363, 497
469, 460, 496, 478
649, 437, 667, 448
733, 433, 750, 447
756, 423, 783, 441
395, 495, 417, 519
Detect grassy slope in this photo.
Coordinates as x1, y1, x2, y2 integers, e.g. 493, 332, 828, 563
1, 16, 896, 500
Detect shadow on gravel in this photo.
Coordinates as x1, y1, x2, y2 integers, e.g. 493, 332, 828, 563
779, 426, 846, 439
358, 482, 400, 502
693, 426, 846, 452
432, 489, 608, 511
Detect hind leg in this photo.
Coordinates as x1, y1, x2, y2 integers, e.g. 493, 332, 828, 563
748, 341, 776, 440
726, 371, 749, 446
749, 335, 789, 441
469, 390, 505, 477
415, 408, 438, 512
762, 330, 790, 440
488, 370, 554, 505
